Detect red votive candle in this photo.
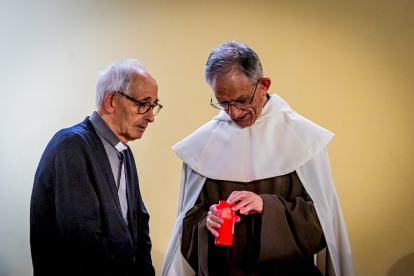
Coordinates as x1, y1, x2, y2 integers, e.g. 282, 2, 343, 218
215, 200, 236, 246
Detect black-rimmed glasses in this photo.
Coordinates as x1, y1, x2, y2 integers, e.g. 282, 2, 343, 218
115, 91, 163, 116
210, 79, 261, 110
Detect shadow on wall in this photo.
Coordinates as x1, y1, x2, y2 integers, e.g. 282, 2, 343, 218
387, 252, 414, 276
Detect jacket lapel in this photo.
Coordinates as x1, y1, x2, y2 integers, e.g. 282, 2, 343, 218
84, 119, 123, 217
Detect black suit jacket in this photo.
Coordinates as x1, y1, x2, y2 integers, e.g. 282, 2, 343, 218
30, 118, 155, 276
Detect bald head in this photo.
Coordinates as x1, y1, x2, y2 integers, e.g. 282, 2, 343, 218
126, 69, 158, 105
129, 69, 157, 93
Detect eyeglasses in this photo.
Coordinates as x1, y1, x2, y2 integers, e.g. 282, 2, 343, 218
210, 79, 261, 110
115, 91, 163, 116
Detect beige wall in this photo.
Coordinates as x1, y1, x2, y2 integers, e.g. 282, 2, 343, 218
1, 1, 413, 275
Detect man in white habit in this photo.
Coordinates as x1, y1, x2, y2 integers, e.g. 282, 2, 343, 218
162, 41, 355, 276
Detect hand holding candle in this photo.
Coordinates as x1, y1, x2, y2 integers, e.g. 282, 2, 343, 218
227, 190, 263, 215
214, 201, 236, 246
206, 201, 241, 245
207, 191, 263, 245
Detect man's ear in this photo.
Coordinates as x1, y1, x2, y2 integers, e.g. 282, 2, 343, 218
260, 78, 271, 94
103, 92, 116, 113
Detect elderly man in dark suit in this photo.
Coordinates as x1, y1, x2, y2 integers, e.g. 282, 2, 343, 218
30, 59, 162, 276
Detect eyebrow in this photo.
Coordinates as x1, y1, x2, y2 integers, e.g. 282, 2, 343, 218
138, 97, 159, 104
216, 95, 249, 103
234, 95, 249, 101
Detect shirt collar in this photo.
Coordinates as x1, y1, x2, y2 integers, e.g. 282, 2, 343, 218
89, 111, 128, 152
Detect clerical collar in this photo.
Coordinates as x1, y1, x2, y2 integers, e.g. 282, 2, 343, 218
89, 111, 127, 152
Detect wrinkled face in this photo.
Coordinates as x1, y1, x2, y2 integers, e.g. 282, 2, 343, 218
113, 70, 158, 142
211, 72, 268, 128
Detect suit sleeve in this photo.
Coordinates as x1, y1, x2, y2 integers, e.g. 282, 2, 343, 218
53, 134, 111, 273
134, 197, 155, 276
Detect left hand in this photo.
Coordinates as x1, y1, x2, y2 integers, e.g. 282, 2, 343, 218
227, 191, 263, 215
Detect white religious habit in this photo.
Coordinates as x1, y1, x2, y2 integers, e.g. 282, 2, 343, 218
161, 94, 356, 276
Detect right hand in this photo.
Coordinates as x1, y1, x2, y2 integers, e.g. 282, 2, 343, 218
206, 204, 223, 237
206, 204, 241, 237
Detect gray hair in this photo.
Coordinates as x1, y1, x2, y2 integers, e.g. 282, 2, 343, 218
95, 59, 146, 109
205, 41, 263, 86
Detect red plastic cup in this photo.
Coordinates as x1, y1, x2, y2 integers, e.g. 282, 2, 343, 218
215, 200, 236, 246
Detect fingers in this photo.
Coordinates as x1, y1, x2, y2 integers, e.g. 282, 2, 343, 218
227, 191, 251, 206
206, 216, 220, 237
209, 204, 220, 216
206, 193, 263, 238
235, 197, 254, 214
227, 191, 244, 204
207, 210, 224, 225
227, 191, 263, 215
227, 191, 249, 210
207, 212, 241, 237
206, 204, 223, 237
239, 201, 260, 215
227, 191, 239, 201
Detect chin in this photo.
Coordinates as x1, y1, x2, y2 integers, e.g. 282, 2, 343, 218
235, 121, 251, 128
236, 118, 256, 128
127, 133, 143, 141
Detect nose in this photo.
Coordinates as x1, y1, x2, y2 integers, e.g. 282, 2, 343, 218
144, 109, 155, 122
227, 105, 242, 119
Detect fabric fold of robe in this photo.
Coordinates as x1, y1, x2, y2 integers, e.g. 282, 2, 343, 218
182, 173, 326, 275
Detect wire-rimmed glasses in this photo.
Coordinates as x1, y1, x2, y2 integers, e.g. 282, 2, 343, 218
115, 91, 163, 116
210, 79, 261, 110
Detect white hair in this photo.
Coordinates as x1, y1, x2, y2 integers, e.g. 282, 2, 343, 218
95, 59, 147, 109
